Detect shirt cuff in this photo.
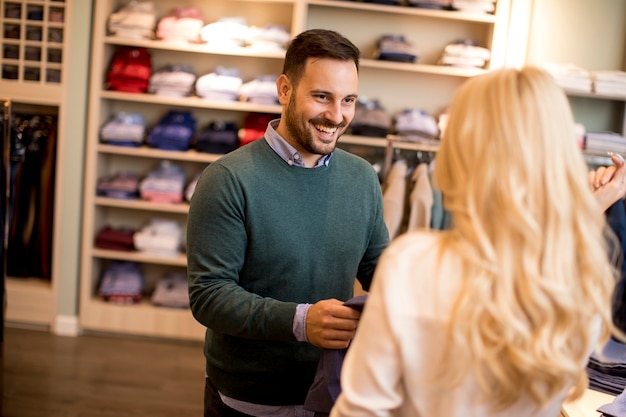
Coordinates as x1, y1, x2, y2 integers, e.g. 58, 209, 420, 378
293, 303, 312, 342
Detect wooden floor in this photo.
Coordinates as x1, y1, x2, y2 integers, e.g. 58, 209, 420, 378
1, 325, 205, 417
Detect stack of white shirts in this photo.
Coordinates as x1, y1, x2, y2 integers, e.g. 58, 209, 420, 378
239, 75, 279, 104
451, 0, 495, 13
107, 1, 157, 40
247, 25, 290, 52
543, 62, 592, 93
195, 67, 243, 101
134, 218, 183, 258
594, 70, 626, 96
148, 65, 197, 97
438, 40, 490, 68
99, 112, 146, 147
200, 17, 248, 49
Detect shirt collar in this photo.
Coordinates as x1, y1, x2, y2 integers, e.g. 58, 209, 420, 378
264, 119, 332, 168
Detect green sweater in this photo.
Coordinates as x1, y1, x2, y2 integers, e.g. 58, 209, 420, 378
187, 138, 389, 405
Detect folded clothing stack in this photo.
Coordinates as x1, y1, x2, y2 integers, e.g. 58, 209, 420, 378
438, 40, 491, 68
196, 121, 239, 154
587, 338, 626, 396
97, 171, 141, 199
246, 25, 290, 51
239, 75, 279, 104
148, 64, 197, 98
133, 218, 183, 258
98, 261, 145, 304
543, 62, 593, 93
107, 1, 157, 40
350, 98, 391, 138
106, 46, 152, 93
393, 109, 440, 141
151, 272, 190, 308
239, 113, 275, 146
594, 70, 626, 96
156, 6, 204, 43
374, 34, 419, 63
99, 112, 146, 147
584, 131, 626, 156
195, 66, 243, 101
147, 110, 196, 151
139, 160, 186, 204
200, 17, 248, 49
95, 225, 137, 251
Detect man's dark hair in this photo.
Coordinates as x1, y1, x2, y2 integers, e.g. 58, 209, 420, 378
282, 29, 360, 87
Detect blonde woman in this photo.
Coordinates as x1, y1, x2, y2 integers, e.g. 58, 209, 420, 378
330, 66, 625, 417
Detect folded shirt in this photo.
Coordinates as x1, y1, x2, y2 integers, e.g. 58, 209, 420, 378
133, 218, 183, 257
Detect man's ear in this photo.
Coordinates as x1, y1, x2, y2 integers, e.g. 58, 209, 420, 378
276, 74, 291, 104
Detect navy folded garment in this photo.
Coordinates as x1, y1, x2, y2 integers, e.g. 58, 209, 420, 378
304, 295, 368, 414
147, 110, 197, 151
196, 121, 239, 154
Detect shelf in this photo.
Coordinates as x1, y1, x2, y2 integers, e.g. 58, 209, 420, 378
104, 36, 286, 59
389, 135, 440, 152
306, 0, 497, 23
340, 134, 388, 148
361, 58, 486, 77
100, 90, 283, 114
92, 248, 187, 267
95, 196, 190, 214
98, 143, 223, 163
564, 89, 626, 102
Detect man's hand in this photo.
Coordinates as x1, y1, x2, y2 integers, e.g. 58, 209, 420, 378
306, 299, 361, 349
589, 153, 626, 211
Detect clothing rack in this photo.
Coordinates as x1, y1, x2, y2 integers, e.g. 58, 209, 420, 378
383, 134, 439, 180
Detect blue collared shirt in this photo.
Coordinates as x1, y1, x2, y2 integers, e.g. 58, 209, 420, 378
264, 118, 332, 168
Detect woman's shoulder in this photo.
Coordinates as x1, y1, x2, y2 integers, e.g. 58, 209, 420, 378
387, 229, 444, 255
376, 230, 462, 315
378, 230, 449, 280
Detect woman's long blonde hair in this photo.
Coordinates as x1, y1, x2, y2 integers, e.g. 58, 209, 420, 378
432, 66, 619, 410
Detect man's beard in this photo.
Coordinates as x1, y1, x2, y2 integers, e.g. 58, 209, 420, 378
284, 95, 346, 156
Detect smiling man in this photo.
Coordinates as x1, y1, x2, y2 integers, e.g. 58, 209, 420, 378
187, 29, 390, 417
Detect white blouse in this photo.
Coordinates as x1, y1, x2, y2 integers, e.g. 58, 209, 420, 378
330, 230, 572, 417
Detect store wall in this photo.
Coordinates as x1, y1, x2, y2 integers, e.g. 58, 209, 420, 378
525, 0, 625, 70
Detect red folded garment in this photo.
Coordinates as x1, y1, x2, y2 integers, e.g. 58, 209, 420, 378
95, 226, 136, 251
